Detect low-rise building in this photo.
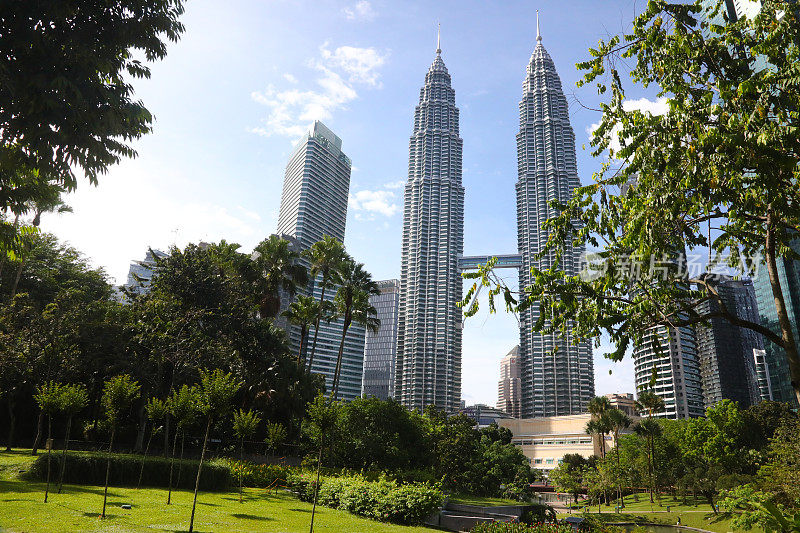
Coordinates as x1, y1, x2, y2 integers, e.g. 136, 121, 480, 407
499, 414, 631, 472
460, 404, 513, 428
605, 393, 637, 417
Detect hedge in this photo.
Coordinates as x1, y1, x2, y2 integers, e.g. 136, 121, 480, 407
226, 460, 290, 488
287, 472, 443, 526
26, 452, 230, 491
470, 524, 574, 533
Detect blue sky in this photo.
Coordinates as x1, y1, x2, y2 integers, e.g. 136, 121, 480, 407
44, 0, 666, 405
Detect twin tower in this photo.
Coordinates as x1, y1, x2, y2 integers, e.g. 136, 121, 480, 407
396, 23, 595, 417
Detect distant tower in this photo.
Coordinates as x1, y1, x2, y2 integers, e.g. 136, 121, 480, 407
276, 121, 366, 401
695, 277, 764, 408
362, 279, 400, 399
396, 29, 465, 412
516, 14, 594, 417
497, 346, 521, 418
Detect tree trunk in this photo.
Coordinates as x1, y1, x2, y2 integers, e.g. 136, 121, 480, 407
298, 324, 308, 369
164, 414, 171, 458
648, 436, 655, 504
330, 313, 352, 400
9, 257, 24, 302
167, 428, 179, 504
764, 220, 800, 405
101, 425, 116, 518
309, 438, 324, 533
615, 432, 624, 508
137, 427, 156, 489
5, 396, 15, 451
239, 436, 244, 503
134, 405, 146, 452
57, 415, 73, 493
31, 410, 44, 455
44, 415, 52, 503
307, 282, 328, 373
189, 416, 212, 533
177, 432, 186, 487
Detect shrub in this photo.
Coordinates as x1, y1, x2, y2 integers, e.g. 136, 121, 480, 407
470, 523, 573, 533
225, 460, 290, 488
26, 452, 230, 491
518, 503, 557, 525
286, 472, 443, 526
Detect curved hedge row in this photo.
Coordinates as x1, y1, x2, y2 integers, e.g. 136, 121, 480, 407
26, 452, 230, 491
287, 472, 443, 526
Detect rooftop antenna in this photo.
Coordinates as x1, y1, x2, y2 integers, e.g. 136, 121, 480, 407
436, 22, 441, 54
537, 10, 542, 42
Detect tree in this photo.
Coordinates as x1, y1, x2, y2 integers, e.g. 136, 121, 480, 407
303, 236, 347, 372
232, 409, 261, 503
635, 419, 663, 504
137, 397, 167, 489
33, 381, 63, 503
282, 295, 321, 369
166, 384, 198, 505
0, 0, 186, 255
264, 421, 287, 458
188, 369, 241, 533
100, 374, 140, 518
330, 259, 380, 400
249, 235, 308, 318
56, 383, 88, 494
605, 408, 632, 507
461, 0, 800, 406
550, 454, 590, 508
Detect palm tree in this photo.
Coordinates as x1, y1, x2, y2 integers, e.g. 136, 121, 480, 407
303, 236, 347, 372
250, 235, 308, 318
605, 408, 632, 508
587, 396, 612, 457
634, 390, 665, 504
635, 390, 665, 419
282, 295, 321, 369
330, 259, 380, 400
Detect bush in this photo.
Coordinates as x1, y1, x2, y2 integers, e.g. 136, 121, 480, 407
226, 460, 290, 488
286, 472, 443, 526
26, 452, 230, 491
518, 503, 557, 525
470, 524, 573, 533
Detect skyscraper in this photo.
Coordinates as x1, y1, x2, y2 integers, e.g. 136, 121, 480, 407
276, 121, 366, 401
361, 279, 400, 400
695, 277, 763, 408
396, 35, 465, 412
752, 240, 800, 407
497, 346, 521, 418
633, 323, 705, 419
516, 19, 594, 418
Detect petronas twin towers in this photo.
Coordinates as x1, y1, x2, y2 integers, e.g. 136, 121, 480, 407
396, 20, 594, 416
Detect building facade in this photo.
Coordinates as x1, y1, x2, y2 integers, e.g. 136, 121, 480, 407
605, 393, 637, 417
633, 323, 705, 419
516, 23, 594, 418
497, 346, 522, 418
752, 241, 800, 407
460, 404, 514, 428
695, 277, 764, 408
361, 279, 400, 400
123, 249, 167, 297
395, 41, 465, 412
276, 121, 366, 401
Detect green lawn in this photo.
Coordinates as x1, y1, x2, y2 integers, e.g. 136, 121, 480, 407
559, 493, 743, 533
0, 449, 436, 533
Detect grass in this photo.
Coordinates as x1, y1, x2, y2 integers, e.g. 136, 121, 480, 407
558, 493, 743, 533
0, 449, 437, 533
448, 494, 523, 507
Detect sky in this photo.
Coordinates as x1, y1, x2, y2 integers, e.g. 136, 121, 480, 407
42, 0, 667, 406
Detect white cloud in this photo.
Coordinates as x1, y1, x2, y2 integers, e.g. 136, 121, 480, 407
348, 190, 399, 217
342, 1, 376, 21
251, 44, 388, 137
383, 180, 405, 189
320, 44, 387, 87
587, 96, 669, 156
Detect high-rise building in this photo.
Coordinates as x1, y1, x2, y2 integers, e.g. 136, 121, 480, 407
633, 323, 705, 419
276, 121, 365, 401
752, 241, 800, 407
497, 346, 521, 418
605, 393, 637, 418
695, 277, 764, 408
123, 249, 167, 297
361, 279, 400, 400
395, 36, 465, 412
516, 19, 594, 418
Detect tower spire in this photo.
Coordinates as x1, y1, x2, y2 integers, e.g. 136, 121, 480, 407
437, 22, 441, 54
536, 10, 541, 42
